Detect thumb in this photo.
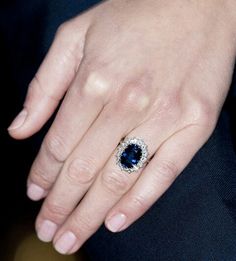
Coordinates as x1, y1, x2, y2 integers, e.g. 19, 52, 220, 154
8, 17, 90, 139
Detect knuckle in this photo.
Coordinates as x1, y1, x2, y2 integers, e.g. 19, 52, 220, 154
28, 76, 39, 93
121, 83, 151, 112
43, 201, 70, 223
43, 134, 67, 163
81, 70, 110, 99
56, 21, 73, 37
155, 160, 179, 182
26, 76, 43, 102
101, 170, 129, 195
187, 96, 217, 128
199, 104, 217, 128
152, 92, 180, 121
66, 158, 96, 185
130, 194, 149, 212
27, 75, 60, 102
157, 94, 178, 114
30, 164, 53, 189
71, 213, 95, 234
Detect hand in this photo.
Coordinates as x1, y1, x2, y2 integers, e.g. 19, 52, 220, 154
8, 0, 236, 255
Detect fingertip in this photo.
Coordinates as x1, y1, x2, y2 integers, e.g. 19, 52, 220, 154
8, 102, 57, 140
7, 108, 36, 140
36, 220, 58, 243
27, 182, 46, 201
105, 213, 127, 233
8, 129, 31, 140
8, 126, 36, 140
7, 109, 28, 137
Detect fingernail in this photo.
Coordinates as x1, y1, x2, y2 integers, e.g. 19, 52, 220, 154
54, 231, 77, 254
106, 213, 127, 232
27, 183, 45, 201
8, 109, 28, 130
37, 220, 58, 242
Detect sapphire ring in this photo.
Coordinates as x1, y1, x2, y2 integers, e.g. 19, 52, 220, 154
116, 137, 149, 173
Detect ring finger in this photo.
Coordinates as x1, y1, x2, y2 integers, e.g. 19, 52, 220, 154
51, 118, 180, 254
34, 83, 158, 241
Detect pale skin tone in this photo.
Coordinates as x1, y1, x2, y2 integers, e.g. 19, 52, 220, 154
8, 0, 236, 255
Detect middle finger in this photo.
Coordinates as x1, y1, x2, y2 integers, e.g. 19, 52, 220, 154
52, 116, 178, 254
35, 85, 150, 242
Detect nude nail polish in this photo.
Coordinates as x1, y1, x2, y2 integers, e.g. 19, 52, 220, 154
8, 109, 27, 130
54, 231, 77, 254
37, 220, 57, 242
106, 213, 127, 232
27, 183, 45, 201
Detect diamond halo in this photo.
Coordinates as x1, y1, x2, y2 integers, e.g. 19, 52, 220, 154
116, 137, 149, 173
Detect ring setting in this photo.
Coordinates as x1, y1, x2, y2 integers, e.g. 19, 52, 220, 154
116, 137, 149, 173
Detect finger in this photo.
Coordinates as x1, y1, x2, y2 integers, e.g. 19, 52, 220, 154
105, 123, 214, 233
8, 17, 90, 139
51, 117, 175, 254
26, 64, 115, 201
27, 73, 151, 200
34, 81, 155, 240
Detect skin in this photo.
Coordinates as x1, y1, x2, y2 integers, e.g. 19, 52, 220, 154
8, 0, 236, 255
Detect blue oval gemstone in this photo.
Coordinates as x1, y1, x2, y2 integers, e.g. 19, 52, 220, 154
120, 144, 142, 169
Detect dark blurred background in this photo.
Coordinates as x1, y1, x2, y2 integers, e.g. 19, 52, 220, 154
0, 1, 102, 260
0, 0, 236, 260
